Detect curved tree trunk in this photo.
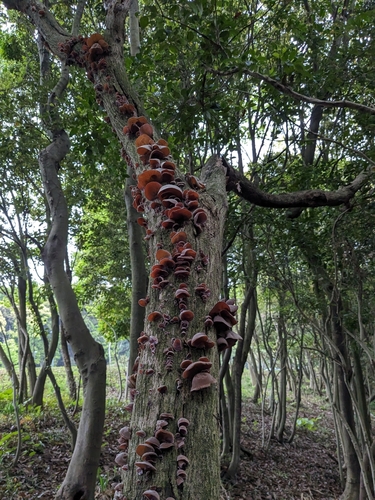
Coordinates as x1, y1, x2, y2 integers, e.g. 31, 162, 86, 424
331, 296, 361, 500
39, 130, 106, 500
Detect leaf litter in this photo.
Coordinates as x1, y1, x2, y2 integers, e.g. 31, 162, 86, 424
0, 397, 342, 499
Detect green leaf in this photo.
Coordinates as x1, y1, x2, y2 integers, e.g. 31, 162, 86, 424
139, 16, 149, 29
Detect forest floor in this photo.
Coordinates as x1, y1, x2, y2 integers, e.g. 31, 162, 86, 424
0, 389, 343, 500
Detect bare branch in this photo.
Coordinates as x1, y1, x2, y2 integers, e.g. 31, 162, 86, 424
212, 67, 375, 116
71, 0, 87, 36
223, 157, 375, 209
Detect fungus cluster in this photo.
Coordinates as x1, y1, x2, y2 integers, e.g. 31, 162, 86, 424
208, 299, 242, 351
112, 108, 239, 497
115, 425, 131, 473
181, 357, 216, 392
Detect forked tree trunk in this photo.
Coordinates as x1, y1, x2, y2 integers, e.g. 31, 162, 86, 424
39, 130, 107, 500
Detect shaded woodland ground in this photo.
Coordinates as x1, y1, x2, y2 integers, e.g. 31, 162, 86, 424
0, 369, 343, 500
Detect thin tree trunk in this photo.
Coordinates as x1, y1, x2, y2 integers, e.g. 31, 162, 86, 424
225, 283, 257, 478
124, 167, 147, 376
276, 296, 287, 443
31, 283, 60, 406
60, 323, 77, 401
0, 342, 19, 389
249, 347, 261, 403
39, 129, 107, 500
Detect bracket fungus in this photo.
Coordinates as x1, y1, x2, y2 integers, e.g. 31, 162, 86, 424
142, 490, 160, 500
188, 332, 215, 350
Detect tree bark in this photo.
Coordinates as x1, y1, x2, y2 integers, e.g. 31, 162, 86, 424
121, 155, 228, 500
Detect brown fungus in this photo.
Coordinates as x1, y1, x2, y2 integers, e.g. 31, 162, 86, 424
145, 181, 162, 201
182, 360, 212, 380
177, 417, 190, 428
142, 451, 158, 463
136, 443, 155, 457
158, 184, 183, 201
119, 426, 131, 440
145, 437, 161, 449
155, 429, 174, 443
189, 332, 215, 349
142, 489, 160, 500
177, 454, 190, 469
115, 452, 128, 466
137, 170, 162, 189
138, 297, 149, 307
179, 310, 194, 322
191, 371, 217, 392
159, 412, 174, 420
135, 461, 157, 472
148, 311, 163, 322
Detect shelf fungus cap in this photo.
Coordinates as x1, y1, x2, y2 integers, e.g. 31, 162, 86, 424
177, 417, 190, 428
136, 443, 155, 456
142, 451, 158, 463
182, 360, 212, 379
115, 452, 128, 466
177, 454, 190, 468
135, 461, 156, 472
159, 412, 174, 420
191, 371, 217, 392
145, 437, 161, 449
119, 426, 131, 440
189, 332, 215, 349
148, 311, 163, 322
145, 181, 162, 201
217, 337, 229, 351
179, 309, 194, 322
155, 429, 174, 443
143, 490, 160, 500
226, 330, 243, 347
209, 300, 230, 317
160, 441, 175, 450
158, 184, 183, 200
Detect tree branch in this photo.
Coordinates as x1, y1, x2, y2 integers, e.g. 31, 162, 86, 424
223, 157, 374, 209
3, 0, 70, 55
212, 67, 375, 116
